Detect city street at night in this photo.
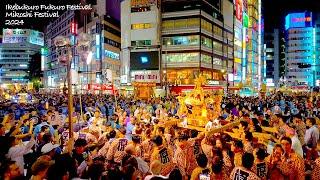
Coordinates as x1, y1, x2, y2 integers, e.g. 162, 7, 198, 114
0, 0, 320, 180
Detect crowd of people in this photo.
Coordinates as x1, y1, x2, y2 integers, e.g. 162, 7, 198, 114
0, 92, 319, 180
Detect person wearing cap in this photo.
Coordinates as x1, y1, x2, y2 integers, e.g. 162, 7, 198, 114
107, 127, 129, 164
41, 143, 59, 159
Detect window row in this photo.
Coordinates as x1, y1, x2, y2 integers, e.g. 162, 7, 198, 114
131, 40, 152, 46
162, 18, 200, 30
132, 23, 152, 30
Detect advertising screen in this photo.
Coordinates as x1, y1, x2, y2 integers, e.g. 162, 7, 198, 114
130, 51, 159, 70
285, 12, 313, 30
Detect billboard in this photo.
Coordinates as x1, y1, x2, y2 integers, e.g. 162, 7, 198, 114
235, 0, 243, 21
130, 51, 159, 70
285, 12, 313, 30
2, 29, 44, 46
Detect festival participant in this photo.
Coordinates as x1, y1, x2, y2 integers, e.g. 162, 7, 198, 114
72, 138, 88, 166
200, 134, 214, 165
141, 128, 154, 163
211, 156, 228, 180
174, 133, 195, 178
190, 153, 210, 180
215, 137, 232, 172
252, 148, 268, 180
107, 127, 129, 164
311, 157, 320, 180
98, 130, 116, 157
243, 131, 254, 153
268, 144, 285, 180
230, 152, 260, 180
6, 126, 35, 174
2, 160, 24, 180
231, 140, 244, 167
151, 135, 175, 176
292, 114, 306, 146
30, 158, 51, 180
305, 117, 319, 148
285, 128, 303, 158
279, 137, 305, 180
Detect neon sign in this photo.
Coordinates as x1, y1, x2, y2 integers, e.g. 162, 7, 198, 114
285, 12, 313, 30
293, 17, 311, 22
236, 0, 243, 21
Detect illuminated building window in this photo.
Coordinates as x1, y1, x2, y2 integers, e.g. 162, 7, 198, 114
201, 37, 212, 48
163, 35, 200, 46
213, 57, 222, 65
165, 53, 199, 63
213, 25, 223, 37
131, 23, 152, 29
201, 54, 212, 64
131, 40, 151, 46
162, 18, 200, 30
213, 41, 222, 52
201, 19, 212, 32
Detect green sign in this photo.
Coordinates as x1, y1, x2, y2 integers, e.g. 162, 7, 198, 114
243, 13, 249, 28
41, 47, 49, 56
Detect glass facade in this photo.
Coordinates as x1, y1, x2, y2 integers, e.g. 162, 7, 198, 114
163, 35, 200, 46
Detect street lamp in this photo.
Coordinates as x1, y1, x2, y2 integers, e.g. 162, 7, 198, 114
54, 36, 73, 138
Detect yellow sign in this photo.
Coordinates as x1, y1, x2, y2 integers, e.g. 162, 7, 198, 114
234, 58, 241, 63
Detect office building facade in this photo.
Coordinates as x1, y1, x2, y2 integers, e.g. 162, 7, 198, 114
120, 0, 161, 84
264, 29, 279, 87
0, 29, 43, 84
285, 12, 317, 87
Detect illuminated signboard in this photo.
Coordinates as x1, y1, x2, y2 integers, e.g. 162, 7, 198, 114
29, 30, 44, 46
285, 12, 313, 30
131, 0, 157, 7
105, 50, 120, 60
235, 0, 243, 21
2, 29, 44, 46
243, 12, 249, 28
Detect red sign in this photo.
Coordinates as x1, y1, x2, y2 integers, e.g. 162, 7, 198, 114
293, 17, 312, 22
87, 84, 113, 91
70, 22, 78, 35
236, 0, 243, 21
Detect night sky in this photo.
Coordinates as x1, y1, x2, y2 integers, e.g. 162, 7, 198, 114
1, 0, 320, 33
0, 0, 121, 32
263, 0, 320, 31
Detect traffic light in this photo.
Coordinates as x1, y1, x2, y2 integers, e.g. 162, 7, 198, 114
70, 22, 78, 35
297, 63, 311, 68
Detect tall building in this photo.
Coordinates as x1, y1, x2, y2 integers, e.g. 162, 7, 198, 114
77, 15, 121, 92
264, 29, 279, 87
120, 0, 235, 89
0, 29, 43, 84
43, 10, 77, 88
161, 0, 234, 92
285, 12, 317, 87
120, 0, 263, 92
120, 0, 161, 85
